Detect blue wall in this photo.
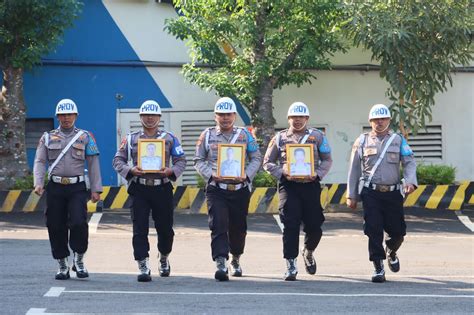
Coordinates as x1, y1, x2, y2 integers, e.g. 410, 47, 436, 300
23, 0, 172, 185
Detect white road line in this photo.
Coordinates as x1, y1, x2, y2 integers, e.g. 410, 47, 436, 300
44, 287, 65, 297
88, 213, 103, 234
59, 289, 473, 298
273, 214, 284, 232
25, 309, 46, 315
455, 211, 474, 232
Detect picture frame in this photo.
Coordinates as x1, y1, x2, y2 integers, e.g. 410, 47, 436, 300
286, 144, 315, 177
217, 144, 245, 179
137, 139, 165, 173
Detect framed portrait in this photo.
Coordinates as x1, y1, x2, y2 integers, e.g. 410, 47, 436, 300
137, 139, 165, 173
286, 144, 315, 177
217, 144, 245, 179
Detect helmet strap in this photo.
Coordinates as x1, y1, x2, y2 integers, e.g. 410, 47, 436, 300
140, 116, 160, 129
374, 122, 390, 134
289, 118, 307, 132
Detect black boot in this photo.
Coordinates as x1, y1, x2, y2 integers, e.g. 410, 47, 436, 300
72, 252, 89, 278
386, 247, 400, 273
214, 257, 229, 281
137, 258, 152, 282
55, 257, 70, 280
159, 253, 171, 277
230, 255, 242, 277
302, 248, 317, 275
284, 258, 298, 281
371, 260, 386, 283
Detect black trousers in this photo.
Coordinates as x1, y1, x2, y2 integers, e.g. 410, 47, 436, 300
128, 181, 174, 261
360, 188, 406, 261
45, 181, 89, 259
278, 180, 325, 259
205, 185, 250, 260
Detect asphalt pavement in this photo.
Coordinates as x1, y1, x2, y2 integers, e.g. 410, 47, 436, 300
1, 208, 473, 314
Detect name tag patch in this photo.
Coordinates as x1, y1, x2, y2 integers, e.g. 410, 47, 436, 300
364, 148, 377, 156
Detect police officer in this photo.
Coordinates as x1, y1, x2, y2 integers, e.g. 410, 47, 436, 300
263, 102, 332, 281
194, 97, 262, 281
346, 104, 417, 283
33, 99, 102, 280
112, 100, 186, 282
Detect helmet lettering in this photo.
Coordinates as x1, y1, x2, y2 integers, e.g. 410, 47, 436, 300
216, 102, 233, 111
58, 103, 75, 111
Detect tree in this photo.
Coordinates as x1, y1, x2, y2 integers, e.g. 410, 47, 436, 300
0, 0, 82, 189
344, 0, 473, 137
165, 0, 345, 149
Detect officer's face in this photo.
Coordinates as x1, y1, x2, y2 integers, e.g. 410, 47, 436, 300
141, 114, 160, 129
215, 113, 236, 131
370, 118, 391, 133
57, 113, 77, 129
288, 116, 308, 131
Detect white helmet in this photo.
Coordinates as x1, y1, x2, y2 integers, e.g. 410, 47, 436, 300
368, 104, 391, 121
139, 100, 162, 115
287, 101, 310, 117
214, 97, 237, 114
55, 99, 78, 115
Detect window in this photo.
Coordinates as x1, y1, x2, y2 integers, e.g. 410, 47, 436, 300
181, 120, 215, 185
26, 119, 54, 149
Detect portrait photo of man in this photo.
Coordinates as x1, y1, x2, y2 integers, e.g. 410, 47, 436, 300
219, 147, 242, 178
140, 142, 163, 171
289, 147, 313, 176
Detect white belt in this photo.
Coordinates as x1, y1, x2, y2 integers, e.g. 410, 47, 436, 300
133, 177, 169, 186
51, 175, 85, 185
210, 181, 246, 191
369, 183, 400, 192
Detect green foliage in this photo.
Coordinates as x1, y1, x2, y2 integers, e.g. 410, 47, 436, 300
344, 0, 473, 135
0, 0, 82, 68
416, 164, 456, 185
166, 0, 346, 119
252, 171, 277, 187
12, 173, 48, 190
196, 174, 206, 189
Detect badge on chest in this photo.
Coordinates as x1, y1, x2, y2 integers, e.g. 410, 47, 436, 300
364, 148, 377, 156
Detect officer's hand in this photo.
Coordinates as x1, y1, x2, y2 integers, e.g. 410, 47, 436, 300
236, 176, 247, 183
346, 198, 357, 209
130, 166, 145, 176
90, 192, 100, 203
282, 165, 292, 180
404, 184, 415, 195
158, 167, 174, 177
212, 175, 224, 183
225, 176, 247, 184
34, 185, 44, 196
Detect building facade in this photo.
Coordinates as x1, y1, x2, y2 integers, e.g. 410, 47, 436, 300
19, 0, 474, 185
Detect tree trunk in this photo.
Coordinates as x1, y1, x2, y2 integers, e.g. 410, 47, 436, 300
398, 93, 408, 139
252, 78, 276, 155
0, 65, 30, 189
397, 67, 409, 139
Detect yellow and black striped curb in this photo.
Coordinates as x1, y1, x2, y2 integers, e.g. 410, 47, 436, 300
1, 181, 473, 213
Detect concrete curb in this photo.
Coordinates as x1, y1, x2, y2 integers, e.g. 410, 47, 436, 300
1, 181, 472, 213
